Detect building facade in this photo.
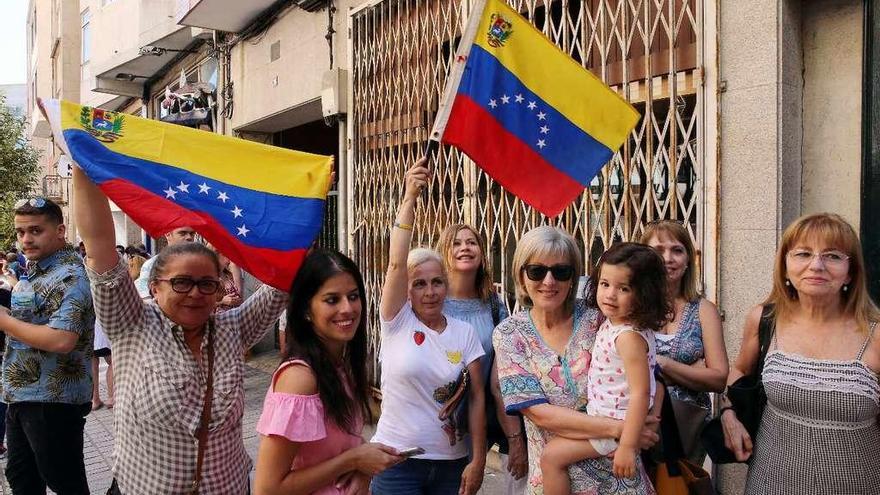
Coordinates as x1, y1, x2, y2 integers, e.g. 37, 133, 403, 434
25, 0, 81, 233
175, 0, 878, 490
22, 1, 880, 489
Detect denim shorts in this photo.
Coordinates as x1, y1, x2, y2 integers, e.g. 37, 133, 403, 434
370, 457, 468, 495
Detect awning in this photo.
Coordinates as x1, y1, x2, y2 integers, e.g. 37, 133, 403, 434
233, 98, 323, 134
176, 0, 278, 33
92, 27, 201, 98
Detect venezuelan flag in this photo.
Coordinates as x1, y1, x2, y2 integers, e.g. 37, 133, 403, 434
432, 0, 640, 217
41, 99, 332, 290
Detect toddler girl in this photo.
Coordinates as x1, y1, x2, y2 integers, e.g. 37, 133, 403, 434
541, 242, 670, 493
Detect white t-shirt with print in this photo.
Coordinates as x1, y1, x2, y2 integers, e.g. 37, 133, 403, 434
371, 301, 485, 460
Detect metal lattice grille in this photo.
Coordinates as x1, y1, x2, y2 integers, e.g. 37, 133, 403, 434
349, 0, 705, 382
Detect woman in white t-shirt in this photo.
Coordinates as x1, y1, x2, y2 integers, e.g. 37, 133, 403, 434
370, 158, 487, 495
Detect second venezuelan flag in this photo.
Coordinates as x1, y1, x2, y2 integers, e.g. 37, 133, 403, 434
432, 0, 640, 217
41, 99, 332, 290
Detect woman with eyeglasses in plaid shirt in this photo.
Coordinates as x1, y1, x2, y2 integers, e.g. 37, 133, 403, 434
71, 166, 289, 494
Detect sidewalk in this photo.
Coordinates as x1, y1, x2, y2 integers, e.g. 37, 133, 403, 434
0, 353, 506, 494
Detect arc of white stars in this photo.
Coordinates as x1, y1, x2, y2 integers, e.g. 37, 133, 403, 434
537, 111, 547, 121
176, 181, 190, 193
537, 139, 547, 149
163, 187, 177, 199
540, 125, 550, 134
527, 101, 537, 110
237, 224, 250, 237
217, 191, 229, 203
488, 99, 498, 108
515, 94, 524, 103
231, 206, 243, 218
198, 183, 211, 194
500, 95, 510, 104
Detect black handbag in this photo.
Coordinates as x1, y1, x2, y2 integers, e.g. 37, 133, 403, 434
652, 380, 716, 495
701, 305, 775, 463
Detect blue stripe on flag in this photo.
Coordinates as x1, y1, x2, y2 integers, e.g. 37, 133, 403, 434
64, 129, 324, 251
456, 45, 616, 186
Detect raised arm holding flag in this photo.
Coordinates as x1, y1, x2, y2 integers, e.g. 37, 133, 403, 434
42, 97, 335, 494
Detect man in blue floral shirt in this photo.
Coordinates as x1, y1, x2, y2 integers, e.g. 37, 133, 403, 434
0, 198, 94, 494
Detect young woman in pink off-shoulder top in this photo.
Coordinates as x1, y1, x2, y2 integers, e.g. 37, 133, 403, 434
253, 249, 403, 495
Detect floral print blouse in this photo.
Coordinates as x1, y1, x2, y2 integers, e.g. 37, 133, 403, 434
493, 301, 655, 495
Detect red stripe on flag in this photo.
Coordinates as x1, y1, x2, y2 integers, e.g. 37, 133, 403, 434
101, 179, 303, 290
441, 94, 585, 217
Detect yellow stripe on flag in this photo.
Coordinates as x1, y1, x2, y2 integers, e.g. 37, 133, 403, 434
474, 0, 640, 151
59, 100, 331, 199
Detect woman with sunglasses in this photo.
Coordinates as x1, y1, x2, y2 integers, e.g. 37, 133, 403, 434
493, 226, 661, 494
720, 213, 880, 494
639, 221, 728, 464
370, 158, 487, 495
71, 167, 288, 494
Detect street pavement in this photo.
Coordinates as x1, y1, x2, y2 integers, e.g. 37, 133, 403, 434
0, 352, 506, 494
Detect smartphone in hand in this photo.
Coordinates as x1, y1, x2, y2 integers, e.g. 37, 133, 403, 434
397, 447, 425, 458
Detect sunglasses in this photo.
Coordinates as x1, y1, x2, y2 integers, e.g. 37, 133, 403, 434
522, 264, 575, 282
14, 198, 47, 209
154, 277, 221, 295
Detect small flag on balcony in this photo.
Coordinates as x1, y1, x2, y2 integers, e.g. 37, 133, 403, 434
431, 0, 640, 217
40, 99, 332, 290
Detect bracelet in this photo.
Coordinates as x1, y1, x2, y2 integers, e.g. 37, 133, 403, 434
718, 406, 735, 417
393, 221, 413, 231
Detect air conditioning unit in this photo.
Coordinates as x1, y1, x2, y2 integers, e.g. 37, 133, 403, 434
295, 0, 329, 12
321, 68, 348, 117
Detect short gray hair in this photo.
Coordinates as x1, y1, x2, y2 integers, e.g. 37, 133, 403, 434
407, 247, 446, 277
511, 226, 583, 311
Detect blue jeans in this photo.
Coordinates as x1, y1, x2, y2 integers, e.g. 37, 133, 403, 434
370, 457, 468, 495
0, 400, 7, 444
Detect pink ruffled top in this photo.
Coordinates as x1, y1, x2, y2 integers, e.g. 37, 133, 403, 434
256, 360, 364, 495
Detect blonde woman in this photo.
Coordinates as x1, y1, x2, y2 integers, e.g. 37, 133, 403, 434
721, 213, 880, 494
493, 226, 660, 494
436, 224, 527, 493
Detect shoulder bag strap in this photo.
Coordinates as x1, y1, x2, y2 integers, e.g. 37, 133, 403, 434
490, 293, 501, 327
755, 305, 776, 376
658, 379, 686, 474
191, 320, 215, 494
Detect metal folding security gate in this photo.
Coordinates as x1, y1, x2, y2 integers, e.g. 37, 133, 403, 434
347, 0, 714, 382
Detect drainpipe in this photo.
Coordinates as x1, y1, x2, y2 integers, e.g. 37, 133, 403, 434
862, 0, 879, 300
337, 118, 348, 253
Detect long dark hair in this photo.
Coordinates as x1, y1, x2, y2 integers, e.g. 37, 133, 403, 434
282, 249, 372, 433
586, 242, 671, 331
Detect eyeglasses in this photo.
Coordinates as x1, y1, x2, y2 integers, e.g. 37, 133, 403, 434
14, 198, 47, 209
786, 249, 850, 267
522, 264, 575, 282
153, 277, 221, 295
